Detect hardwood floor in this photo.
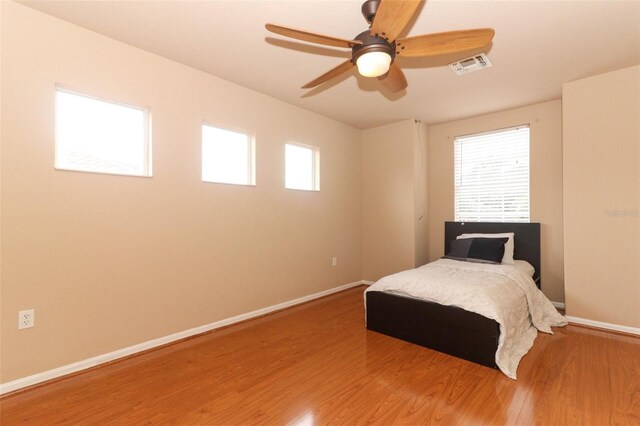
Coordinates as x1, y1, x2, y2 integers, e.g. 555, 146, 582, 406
2, 286, 639, 425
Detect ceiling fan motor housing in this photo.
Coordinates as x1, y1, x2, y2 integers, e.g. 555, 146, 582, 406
351, 30, 396, 64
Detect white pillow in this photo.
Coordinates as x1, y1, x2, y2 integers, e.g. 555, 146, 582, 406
456, 232, 515, 264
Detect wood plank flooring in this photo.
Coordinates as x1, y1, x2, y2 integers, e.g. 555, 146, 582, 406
2, 286, 639, 425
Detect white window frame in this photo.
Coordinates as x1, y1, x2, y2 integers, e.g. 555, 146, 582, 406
454, 125, 530, 223
285, 142, 320, 192
201, 123, 256, 186
54, 87, 152, 177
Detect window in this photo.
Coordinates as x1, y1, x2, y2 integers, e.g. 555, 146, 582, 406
454, 125, 530, 222
55, 88, 151, 176
202, 125, 254, 186
285, 143, 319, 191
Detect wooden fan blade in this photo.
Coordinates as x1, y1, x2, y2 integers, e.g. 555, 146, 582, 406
370, 0, 422, 42
396, 29, 495, 57
302, 60, 355, 89
266, 24, 361, 49
378, 62, 408, 92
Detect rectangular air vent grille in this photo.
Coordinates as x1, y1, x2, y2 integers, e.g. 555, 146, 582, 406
449, 53, 492, 76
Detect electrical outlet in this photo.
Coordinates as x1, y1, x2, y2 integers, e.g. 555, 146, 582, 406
332, 256, 338, 267
18, 309, 34, 329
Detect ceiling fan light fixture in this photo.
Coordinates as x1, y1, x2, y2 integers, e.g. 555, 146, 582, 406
266, 1, 495, 92
356, 51, 392, 78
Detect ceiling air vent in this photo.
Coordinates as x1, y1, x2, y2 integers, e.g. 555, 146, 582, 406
449, 53, 492, 76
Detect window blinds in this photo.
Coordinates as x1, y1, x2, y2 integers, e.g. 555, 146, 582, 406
454, 126, 530, 222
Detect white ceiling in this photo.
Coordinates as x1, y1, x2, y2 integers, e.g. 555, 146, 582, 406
20, 0, 640, 129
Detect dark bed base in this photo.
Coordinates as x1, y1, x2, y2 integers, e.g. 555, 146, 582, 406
366, 291, 500, 368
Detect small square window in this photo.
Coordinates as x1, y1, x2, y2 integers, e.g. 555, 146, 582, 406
202, 125, 255, 186
55, 88, 151, 176
285, 143, 319, 191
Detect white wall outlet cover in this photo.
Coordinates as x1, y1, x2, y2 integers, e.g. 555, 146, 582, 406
18, 309, 35, 329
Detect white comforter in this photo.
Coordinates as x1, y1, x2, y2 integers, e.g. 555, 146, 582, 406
365, 258, 567, 379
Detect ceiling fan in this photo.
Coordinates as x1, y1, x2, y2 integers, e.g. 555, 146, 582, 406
266, 0, 495, 93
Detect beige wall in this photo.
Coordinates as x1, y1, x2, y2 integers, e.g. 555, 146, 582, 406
413, 121, 429, 268
563, 65, 640, 328
428, 100, 565, 303
361, 119, 428, 281
0, 2, 362, 383
0, 0, 3, 364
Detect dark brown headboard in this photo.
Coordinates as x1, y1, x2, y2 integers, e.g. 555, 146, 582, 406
444, 221, 541, 288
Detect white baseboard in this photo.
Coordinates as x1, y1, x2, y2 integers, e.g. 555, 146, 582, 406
362, 280, 375, 285
0, 280, 367, 396
551, 301, 565, 310
565, 315, 640, 336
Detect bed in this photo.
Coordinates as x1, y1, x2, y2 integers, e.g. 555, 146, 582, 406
365, 221, 565, 379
